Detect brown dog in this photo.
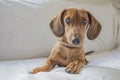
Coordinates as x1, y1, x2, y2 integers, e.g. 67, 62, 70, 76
31, 8, 101, 74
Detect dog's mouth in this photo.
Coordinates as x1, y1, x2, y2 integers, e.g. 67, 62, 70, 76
59, 36, 82, 49
59, 41, 81, 49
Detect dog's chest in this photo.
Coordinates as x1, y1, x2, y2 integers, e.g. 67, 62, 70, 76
59, 46, 81, 62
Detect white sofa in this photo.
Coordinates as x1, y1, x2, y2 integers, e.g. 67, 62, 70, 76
0, 0, 120, 80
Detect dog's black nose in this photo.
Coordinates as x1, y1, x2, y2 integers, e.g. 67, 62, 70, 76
72, 37, 80, 45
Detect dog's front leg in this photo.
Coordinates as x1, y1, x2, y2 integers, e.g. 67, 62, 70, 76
31, 59, 55, 74
65, 59, 85, 74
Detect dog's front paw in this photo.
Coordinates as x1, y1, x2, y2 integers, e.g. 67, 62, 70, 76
31, 67, 42, 74
65, 62, 81, 74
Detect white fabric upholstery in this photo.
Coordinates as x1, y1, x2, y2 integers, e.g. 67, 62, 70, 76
113, 2, 120, 45
0, 48, 120, 80
0, 47, 120, 80
1, 49, 120, 80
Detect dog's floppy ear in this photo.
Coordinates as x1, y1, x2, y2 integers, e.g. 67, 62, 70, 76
87, 12, 101, 40
49, 9, 66, 37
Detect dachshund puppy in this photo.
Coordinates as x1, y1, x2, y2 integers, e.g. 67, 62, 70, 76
32, 8, 101, 74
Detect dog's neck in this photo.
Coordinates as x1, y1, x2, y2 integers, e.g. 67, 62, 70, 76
59, 37, 81, 49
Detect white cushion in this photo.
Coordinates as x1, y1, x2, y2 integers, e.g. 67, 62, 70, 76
87, 46, 120, 70
0, 58, 120, 80
113, 3, 120, 45
0, 0, 118, 60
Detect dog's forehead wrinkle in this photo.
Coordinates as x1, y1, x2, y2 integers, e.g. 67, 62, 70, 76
65, 9, 88, 19
65, 9, 80, 21
66, 9, 77, 15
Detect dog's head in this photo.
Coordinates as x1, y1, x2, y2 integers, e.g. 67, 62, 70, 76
50, 8, 101, 47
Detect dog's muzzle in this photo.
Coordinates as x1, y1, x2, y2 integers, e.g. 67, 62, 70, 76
72, 36, 80, 45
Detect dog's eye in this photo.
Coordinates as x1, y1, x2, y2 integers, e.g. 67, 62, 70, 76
81, 19, 87, 25
65, 18, 71, 24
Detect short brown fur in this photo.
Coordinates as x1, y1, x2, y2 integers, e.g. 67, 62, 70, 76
32, 8, 101, 74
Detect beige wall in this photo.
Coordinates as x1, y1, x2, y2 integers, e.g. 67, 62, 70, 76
64, 0, 119, 4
